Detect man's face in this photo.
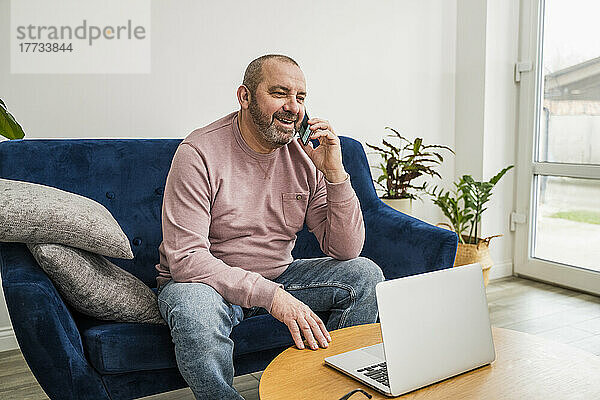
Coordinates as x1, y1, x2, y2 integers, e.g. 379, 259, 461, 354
247, 60, 306, 148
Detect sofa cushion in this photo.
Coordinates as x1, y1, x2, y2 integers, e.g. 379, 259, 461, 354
0, 178, 133, 259
78, 313, 294, 374
27, 243, 164, 325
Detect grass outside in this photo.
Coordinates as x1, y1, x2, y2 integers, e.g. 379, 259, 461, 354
550, 209, 600, 225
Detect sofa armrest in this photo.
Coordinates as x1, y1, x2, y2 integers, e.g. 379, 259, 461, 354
361, 202, 458, 280
0, 243, 110, 400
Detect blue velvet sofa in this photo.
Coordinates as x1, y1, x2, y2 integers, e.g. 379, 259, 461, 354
0, 136, 457, 400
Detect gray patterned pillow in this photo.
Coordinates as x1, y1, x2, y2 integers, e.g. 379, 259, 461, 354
0, 178, 133, 259
27, 243, 165, 325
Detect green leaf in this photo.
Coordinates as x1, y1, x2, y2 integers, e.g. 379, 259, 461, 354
489, 165, 514, 185
414, 138, 422, 154
381, 139, 401, 154
423, 144, 455, 154
462, 175, 475, 184
384, 127, 410, 143
0, 99, 25, 140
365, 143, 392, 155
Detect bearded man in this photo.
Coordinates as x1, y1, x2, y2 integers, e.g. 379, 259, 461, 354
154, 54, 384, 399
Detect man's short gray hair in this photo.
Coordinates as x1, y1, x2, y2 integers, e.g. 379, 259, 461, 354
243, 54, 299, 95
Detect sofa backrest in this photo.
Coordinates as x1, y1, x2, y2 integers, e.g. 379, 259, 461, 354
0, 137, 379, 287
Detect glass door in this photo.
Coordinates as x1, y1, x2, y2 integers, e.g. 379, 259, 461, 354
514, 0, 600, 294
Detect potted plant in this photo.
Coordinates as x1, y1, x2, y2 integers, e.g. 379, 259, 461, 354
431, 165, 514, 286
366, 127, 454, 214
0, 99, 26, 140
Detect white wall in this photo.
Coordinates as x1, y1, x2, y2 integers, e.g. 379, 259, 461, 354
1, 0, 457, 217
482, 0, 520, 279
455, 0, 520, 280
0, 0, 458, 351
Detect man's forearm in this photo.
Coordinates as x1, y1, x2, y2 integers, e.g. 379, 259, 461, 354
322, 177, 365, 259
324, 201, 365, 260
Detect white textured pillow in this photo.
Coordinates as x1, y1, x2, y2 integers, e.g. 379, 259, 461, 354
0, 178, 133, 259
27, 243, 165, 325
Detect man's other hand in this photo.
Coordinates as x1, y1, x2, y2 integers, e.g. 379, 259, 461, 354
270, 287, 332, 350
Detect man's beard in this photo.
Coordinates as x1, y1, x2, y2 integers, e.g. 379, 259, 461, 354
248, 97, 297, 148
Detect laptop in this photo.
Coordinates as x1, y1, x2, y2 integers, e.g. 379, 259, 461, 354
324, 263, 496, 397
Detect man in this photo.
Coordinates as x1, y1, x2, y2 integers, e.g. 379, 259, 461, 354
155, 54, 384, 399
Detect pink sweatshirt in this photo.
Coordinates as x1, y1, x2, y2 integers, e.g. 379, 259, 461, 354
155, 112, 365, 311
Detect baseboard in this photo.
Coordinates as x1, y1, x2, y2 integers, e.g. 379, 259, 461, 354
489, 261, 514, 281
0, 326, 19, 352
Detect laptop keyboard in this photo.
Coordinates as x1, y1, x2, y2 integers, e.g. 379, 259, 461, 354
357, 362, 389, 387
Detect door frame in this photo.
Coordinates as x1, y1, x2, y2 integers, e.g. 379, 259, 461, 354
513, 0, 600, 295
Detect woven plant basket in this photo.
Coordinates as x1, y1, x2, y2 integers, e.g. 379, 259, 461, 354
437, 224, 502, 287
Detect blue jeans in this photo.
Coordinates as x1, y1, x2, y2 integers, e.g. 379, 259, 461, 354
157, 256, 384, 400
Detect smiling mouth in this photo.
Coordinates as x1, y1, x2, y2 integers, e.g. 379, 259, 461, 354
274, 115, 297, 126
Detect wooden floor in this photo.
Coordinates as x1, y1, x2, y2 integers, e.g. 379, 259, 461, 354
1, 276, 599, 400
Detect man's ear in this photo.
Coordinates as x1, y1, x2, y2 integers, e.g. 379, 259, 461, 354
237, 85, 251, 110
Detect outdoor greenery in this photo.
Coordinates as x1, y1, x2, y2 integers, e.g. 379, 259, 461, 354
431, 165, 514, 244
0, 98, 25, 140
550, 210, 600, 225
366, 127, 454, 200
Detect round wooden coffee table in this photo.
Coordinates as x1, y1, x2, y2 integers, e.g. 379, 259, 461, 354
259, 323, 600, 399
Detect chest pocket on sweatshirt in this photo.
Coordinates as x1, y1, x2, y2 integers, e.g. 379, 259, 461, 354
282, 193, 309, 229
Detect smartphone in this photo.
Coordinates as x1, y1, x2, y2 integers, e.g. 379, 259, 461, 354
298, 112, 311, 146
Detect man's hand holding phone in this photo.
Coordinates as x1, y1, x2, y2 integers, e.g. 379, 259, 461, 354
297, 113, 348, 184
